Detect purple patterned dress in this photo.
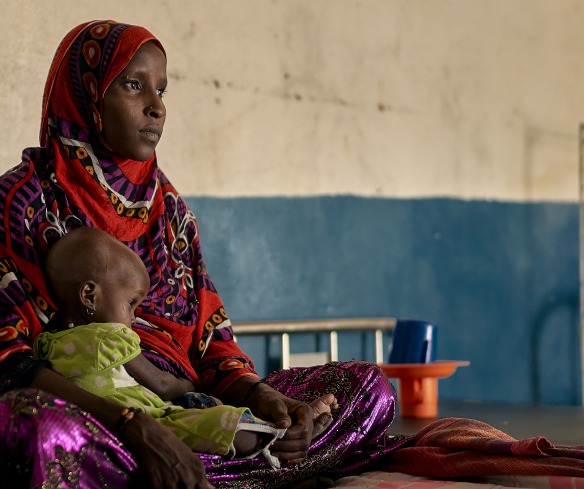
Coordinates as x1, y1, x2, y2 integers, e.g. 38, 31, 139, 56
1, 362, 409, 488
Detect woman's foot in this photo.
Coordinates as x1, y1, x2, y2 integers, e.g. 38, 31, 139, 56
290, 476, 335, 488
310, 393, 338, 439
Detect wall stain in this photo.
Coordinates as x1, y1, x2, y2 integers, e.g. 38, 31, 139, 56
197, 77, 396, 111
168, 70, 184, 81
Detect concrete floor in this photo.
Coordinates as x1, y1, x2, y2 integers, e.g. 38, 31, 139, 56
388, 399, 584, 446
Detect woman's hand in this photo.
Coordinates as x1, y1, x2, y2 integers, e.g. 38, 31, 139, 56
247, 382, 315, 464
32, 367, 213, 488
125, 412, 214, 489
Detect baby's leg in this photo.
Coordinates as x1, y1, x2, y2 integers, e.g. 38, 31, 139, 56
233, 430, 273, 456
234, 394, 338, 456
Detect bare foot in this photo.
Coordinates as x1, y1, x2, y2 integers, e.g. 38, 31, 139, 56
310, 393, 338, 439
310, 393, 338, 416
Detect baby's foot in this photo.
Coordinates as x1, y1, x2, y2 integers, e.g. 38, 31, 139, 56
310, 393, 338, 439
310, 393, 338, 417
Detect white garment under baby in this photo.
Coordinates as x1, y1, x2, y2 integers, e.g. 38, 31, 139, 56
233, 422, 287, 470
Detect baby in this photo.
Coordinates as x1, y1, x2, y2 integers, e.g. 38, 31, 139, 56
34, 227, 336, 468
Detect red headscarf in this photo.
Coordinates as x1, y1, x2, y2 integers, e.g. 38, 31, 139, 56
0, 21, 257, 394
41, 20, 166, 242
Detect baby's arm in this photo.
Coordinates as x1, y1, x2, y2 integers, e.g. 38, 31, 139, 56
124, 354, 195, 401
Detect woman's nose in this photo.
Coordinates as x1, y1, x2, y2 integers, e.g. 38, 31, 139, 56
145, 97, 165, 119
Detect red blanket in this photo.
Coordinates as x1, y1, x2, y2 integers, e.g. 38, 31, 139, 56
383, 417, 584, 478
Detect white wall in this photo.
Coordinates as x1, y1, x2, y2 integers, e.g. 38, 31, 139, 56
1, 0, 583, 201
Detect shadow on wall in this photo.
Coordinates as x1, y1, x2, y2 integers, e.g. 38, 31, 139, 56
531, 291, 581, 405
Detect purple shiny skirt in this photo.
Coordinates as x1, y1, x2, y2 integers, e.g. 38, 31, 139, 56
0, 361, 409, 488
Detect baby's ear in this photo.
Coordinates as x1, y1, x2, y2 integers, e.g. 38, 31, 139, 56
79, 280, 98, 308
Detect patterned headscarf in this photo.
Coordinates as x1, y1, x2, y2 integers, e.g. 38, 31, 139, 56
41, 20, 165, 241
0, 21, 256, 394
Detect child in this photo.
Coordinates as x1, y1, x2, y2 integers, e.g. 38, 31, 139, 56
34, 227, 318, 468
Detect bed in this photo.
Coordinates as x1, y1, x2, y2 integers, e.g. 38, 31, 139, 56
333, 399, 584, 489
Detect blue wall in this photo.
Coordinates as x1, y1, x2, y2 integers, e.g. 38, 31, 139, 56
187, 196, 581, 405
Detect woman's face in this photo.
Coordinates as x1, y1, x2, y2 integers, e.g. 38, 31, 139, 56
102, 41, 167, 162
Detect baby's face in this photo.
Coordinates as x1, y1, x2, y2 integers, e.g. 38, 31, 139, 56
92, 257, 150, 327
92, 280, 148, 327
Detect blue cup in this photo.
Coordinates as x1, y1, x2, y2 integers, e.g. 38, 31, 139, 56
388, 319, 438, 364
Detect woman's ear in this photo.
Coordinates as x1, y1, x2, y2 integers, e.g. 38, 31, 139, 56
79, 281, 98, 309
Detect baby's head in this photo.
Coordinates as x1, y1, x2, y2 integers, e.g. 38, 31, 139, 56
46, 227, 150, 327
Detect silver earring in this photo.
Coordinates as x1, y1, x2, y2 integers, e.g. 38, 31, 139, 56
86, 305, 95, 316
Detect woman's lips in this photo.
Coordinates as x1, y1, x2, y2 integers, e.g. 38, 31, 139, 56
139, 125, 162, 142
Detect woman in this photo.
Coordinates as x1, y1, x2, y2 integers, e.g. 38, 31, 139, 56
0, 20, 405, 488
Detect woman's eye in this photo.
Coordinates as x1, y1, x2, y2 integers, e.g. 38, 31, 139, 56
157, 87, 167, 98
125, 80, 141, 90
